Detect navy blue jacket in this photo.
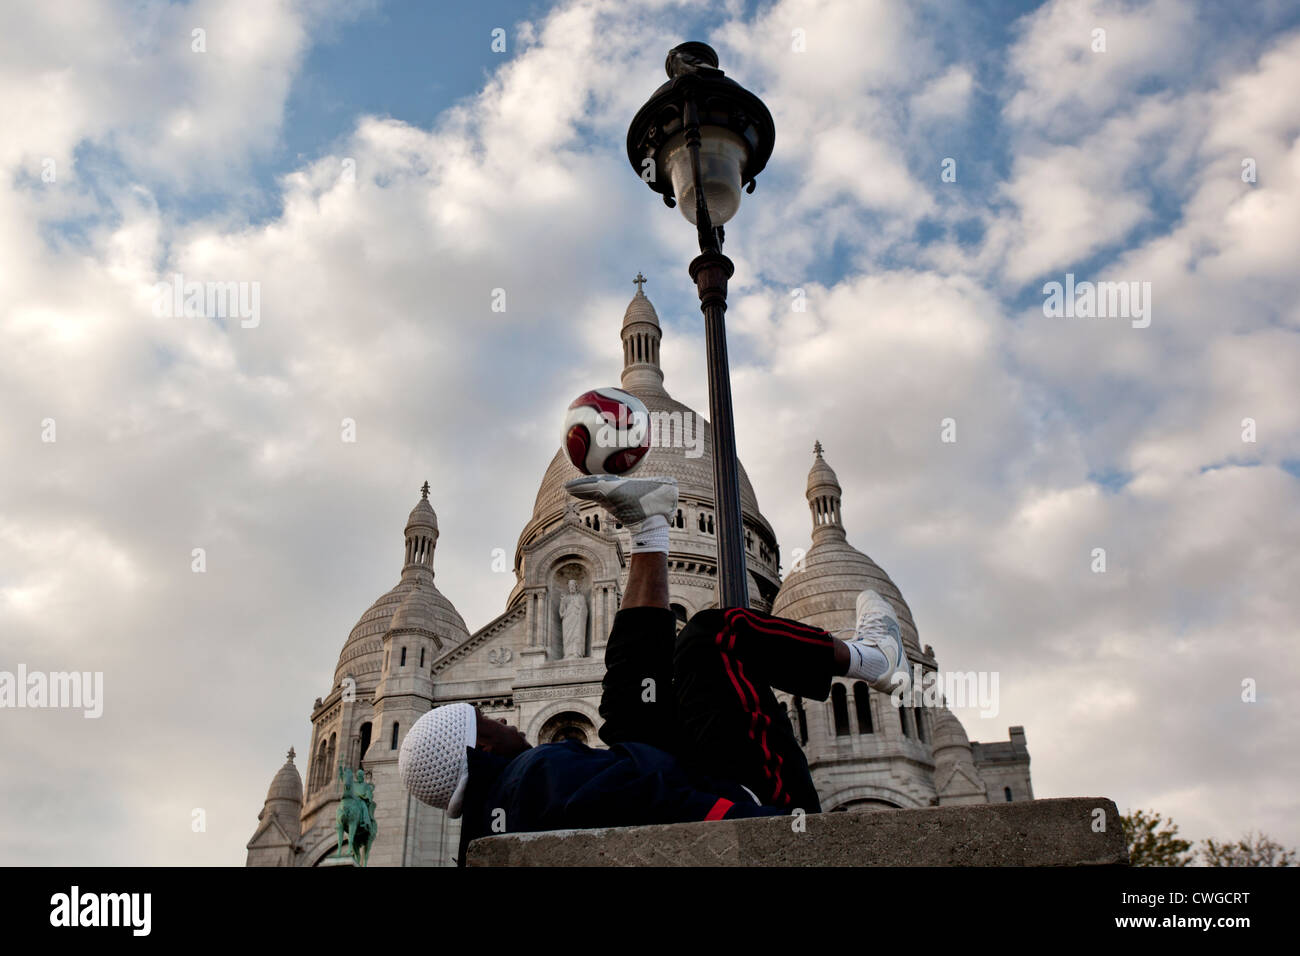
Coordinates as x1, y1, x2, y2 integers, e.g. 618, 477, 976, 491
456, 740, 786, 865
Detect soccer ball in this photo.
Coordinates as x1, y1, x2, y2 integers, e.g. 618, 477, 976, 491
563, 387, 651, 475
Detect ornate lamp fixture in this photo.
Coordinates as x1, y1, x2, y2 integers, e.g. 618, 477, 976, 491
626, 42, 776, 608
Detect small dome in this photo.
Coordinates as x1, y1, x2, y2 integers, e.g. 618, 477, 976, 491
930, 708, 973, 757
333, 485, 465, 689
806, 441, 841, 496
406, 484, 438, 533
776, 442, 920, 654
623, 289, 660, 329
265, 748, 303, 805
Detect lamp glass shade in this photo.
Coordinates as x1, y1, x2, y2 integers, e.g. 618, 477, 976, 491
660, 127, 749, 226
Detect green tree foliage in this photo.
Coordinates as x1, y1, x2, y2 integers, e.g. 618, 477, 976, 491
1121, 809, 1194, 866
1201, 832, 1298, 867
1122, 809, 1298, 866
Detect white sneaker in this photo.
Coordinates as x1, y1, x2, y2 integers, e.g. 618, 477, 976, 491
851, 589, 911, 694
564, 475, 678, 527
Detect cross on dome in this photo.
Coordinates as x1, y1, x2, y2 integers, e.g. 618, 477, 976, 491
633, 271, 647, 294
814, 440, 824, 458
420, 481, 430, 500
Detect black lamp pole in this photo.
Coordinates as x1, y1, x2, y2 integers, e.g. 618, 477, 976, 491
627, 42, 775, 609
690, 250, 747, 608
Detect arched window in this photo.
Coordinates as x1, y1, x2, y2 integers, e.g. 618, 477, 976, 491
391, 721, 400, 750
675, 509, 684, 529
419, 647, 425, 668
314, 739, 328, 792
794, 696, 808, 745
745, 530, 753, 551
853, 682, 873, 734
899, 705, 911, 737
592, 514, 600, 531
358, 722, 372, 763
913, 706, 926, 742
399, 646, 407, 667
326, 733, 336, 784
707, 515, 714, 534
698, 513, 705, 532
1004, 786, 1013, 802
831, 684, 850, 736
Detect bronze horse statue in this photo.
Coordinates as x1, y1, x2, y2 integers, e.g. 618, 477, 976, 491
336, 763, 377, 866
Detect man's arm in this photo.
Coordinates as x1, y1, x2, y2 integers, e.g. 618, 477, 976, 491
597, 552, 676, 749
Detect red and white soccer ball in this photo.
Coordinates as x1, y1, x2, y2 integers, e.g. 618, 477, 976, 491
563, 387, 651, 475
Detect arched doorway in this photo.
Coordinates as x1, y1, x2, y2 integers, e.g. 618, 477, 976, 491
537, 711, 596, 745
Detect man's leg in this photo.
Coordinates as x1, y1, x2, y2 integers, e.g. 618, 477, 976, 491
672, 600, 909, 813
673, 608, 834, 812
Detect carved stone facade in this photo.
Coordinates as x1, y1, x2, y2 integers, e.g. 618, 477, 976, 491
247, 282, 1034, 867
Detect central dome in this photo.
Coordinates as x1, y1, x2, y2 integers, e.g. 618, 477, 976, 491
520, 280, 775, 555
514, 278, 781, 609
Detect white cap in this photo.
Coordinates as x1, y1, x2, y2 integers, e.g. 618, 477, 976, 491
398, 703, 477, 818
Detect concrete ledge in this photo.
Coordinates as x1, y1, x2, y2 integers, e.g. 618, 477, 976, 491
467, 797, 1129, 866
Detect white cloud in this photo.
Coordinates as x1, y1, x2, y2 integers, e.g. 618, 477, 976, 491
1, 0, 1298, 865
911, 65, 974, 121
1004, 0, 1199, 134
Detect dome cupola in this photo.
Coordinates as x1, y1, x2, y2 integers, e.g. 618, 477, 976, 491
265, 746, 303, 807
807, 440, 845, 542
620, 272, 666, 394
404, 481, 439, 576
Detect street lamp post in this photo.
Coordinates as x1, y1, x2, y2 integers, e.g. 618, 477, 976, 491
627, 42, 775, 609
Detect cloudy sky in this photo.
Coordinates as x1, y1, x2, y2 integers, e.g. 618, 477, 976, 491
2, 0, 1298, 866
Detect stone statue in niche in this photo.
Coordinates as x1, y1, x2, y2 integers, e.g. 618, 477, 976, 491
558, 579, 588, 658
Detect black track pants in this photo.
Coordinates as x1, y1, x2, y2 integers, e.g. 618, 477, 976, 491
598, 605, 835, 813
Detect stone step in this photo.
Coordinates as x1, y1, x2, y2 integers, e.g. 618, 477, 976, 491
467, 797, 1128, 866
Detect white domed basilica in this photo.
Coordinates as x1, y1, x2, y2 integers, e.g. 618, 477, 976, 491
246, 280, 1034, 867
